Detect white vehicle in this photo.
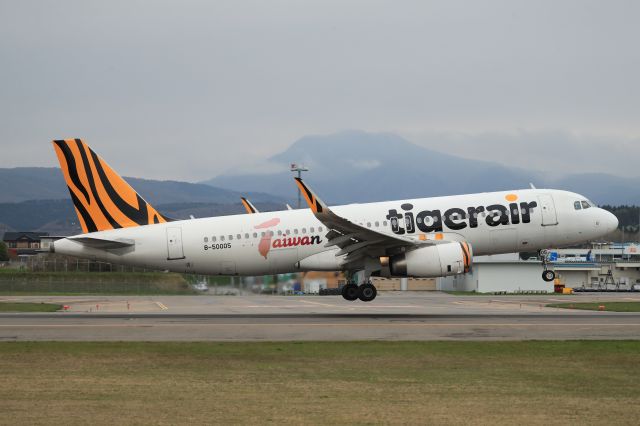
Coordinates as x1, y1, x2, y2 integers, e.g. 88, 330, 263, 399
50, 139, 618, 302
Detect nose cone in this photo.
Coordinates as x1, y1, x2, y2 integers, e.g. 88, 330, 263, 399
601, 210, 619, 234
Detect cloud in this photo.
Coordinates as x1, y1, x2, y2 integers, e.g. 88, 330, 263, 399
408, 130, 640, 178
0, 1, 638, 182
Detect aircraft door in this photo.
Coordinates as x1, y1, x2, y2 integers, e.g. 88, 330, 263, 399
166, 227, 185, 260
538, 194, 558, 226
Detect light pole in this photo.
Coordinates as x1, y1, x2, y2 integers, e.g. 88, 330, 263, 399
290, 163, 309, 209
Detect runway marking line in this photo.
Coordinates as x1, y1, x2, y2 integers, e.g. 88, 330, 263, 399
1, 323, 639, 328
155, 302, 168, 311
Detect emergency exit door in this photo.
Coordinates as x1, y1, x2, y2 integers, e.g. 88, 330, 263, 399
538, 194, 558, 226
166, 227, 185, 260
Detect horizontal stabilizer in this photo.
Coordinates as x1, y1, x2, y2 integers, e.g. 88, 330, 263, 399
69, 236, 135, 250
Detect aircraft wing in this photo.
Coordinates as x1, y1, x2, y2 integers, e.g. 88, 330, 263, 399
294, 178, 435, 264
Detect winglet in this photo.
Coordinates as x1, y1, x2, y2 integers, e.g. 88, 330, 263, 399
294, 178, 327, 214
240, 197, 259, 214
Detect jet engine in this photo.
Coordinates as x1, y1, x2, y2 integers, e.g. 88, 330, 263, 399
388, 242, 472, 278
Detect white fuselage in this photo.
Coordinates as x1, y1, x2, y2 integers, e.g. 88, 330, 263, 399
53, 189, 618, 276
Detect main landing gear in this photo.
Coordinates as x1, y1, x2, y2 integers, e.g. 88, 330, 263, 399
341, 282, 377, 302
540, 249, 556, 282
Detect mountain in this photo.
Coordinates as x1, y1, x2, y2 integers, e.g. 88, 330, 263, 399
0, 168, 286, 234
203, 130, 639, 205
204, 131, 540, 204
0, 167, 284, 205
0, 199, 287, 235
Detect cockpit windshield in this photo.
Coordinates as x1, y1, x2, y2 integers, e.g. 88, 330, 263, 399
574, 200, 592, 210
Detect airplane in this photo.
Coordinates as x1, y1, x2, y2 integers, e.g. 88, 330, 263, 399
50, 139, 619, 302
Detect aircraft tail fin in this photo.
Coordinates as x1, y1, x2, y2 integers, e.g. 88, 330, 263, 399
52, 139, 171, 233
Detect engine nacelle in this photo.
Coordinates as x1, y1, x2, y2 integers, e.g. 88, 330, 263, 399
389, 242, 472, 278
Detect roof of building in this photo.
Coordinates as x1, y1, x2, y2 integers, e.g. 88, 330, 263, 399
2, 231, 49, 242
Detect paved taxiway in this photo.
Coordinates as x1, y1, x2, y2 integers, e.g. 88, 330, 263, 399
1, 292, 639, 341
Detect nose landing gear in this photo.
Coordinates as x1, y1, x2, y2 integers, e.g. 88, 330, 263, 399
540, 249, 556, 282
542, 269, 556, 282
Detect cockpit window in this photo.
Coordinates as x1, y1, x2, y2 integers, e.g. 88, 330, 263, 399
574, 201, 582, 210
581, 201, 591, 209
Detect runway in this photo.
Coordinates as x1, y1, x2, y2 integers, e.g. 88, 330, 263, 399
2, 292, 640, 341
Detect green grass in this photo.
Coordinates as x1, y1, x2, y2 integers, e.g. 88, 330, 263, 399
0, 271, 198, 295
0, 341, 639, 425
0, 302, 61, 312
549, 302, 640, 312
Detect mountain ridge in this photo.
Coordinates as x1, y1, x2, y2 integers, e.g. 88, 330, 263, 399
203, 130, 638, 205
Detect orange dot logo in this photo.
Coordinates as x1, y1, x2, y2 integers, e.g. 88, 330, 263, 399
505, 194, 518, 202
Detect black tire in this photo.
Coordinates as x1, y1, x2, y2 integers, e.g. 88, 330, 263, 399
542, 270, 556, 282
358, 283, 377, 302
341, 283, 359, 301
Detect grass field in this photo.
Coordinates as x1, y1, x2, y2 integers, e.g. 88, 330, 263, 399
0, 302, 61, 312
0, 270, 198, 295
0, 341, 639, 425
549, 302, 640, 312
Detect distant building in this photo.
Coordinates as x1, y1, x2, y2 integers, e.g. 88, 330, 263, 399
438, 253, 553, 294
438, 243, 640, 293
2, 232, 49, 257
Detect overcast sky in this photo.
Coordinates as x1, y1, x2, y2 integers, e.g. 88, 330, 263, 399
0, 0, 638, 181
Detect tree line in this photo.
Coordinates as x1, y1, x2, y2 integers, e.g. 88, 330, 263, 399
601, 205, 640, 232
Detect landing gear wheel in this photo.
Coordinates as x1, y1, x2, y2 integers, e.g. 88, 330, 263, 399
542, 270, 556, 282
341, 283, 359, 301
358, 283, 377, 302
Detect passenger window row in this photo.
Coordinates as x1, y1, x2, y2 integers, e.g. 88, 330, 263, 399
204, 226, 324, 243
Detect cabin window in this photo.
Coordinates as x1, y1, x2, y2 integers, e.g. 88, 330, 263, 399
367, 222, 371, 228
212, 236, 217, 242
574, 201, 582, 210
253, 232, 257, 238
581, 201, 591, 209
310, 227, 315, 233
244, 233, 249, 239
318, 226, 323, 232
228, 235, 233, 240
261, 232, 265, 237
383, 221, 388, 227
286, 229, 290, 235
277, 230, 283, 236
220, 236, 225, 241
204, 237, 208, 243
294, 229, 298, 235
375, 221, 379, 227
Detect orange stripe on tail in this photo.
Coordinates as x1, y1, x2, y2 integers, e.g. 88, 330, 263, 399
52, 139, 171, 233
